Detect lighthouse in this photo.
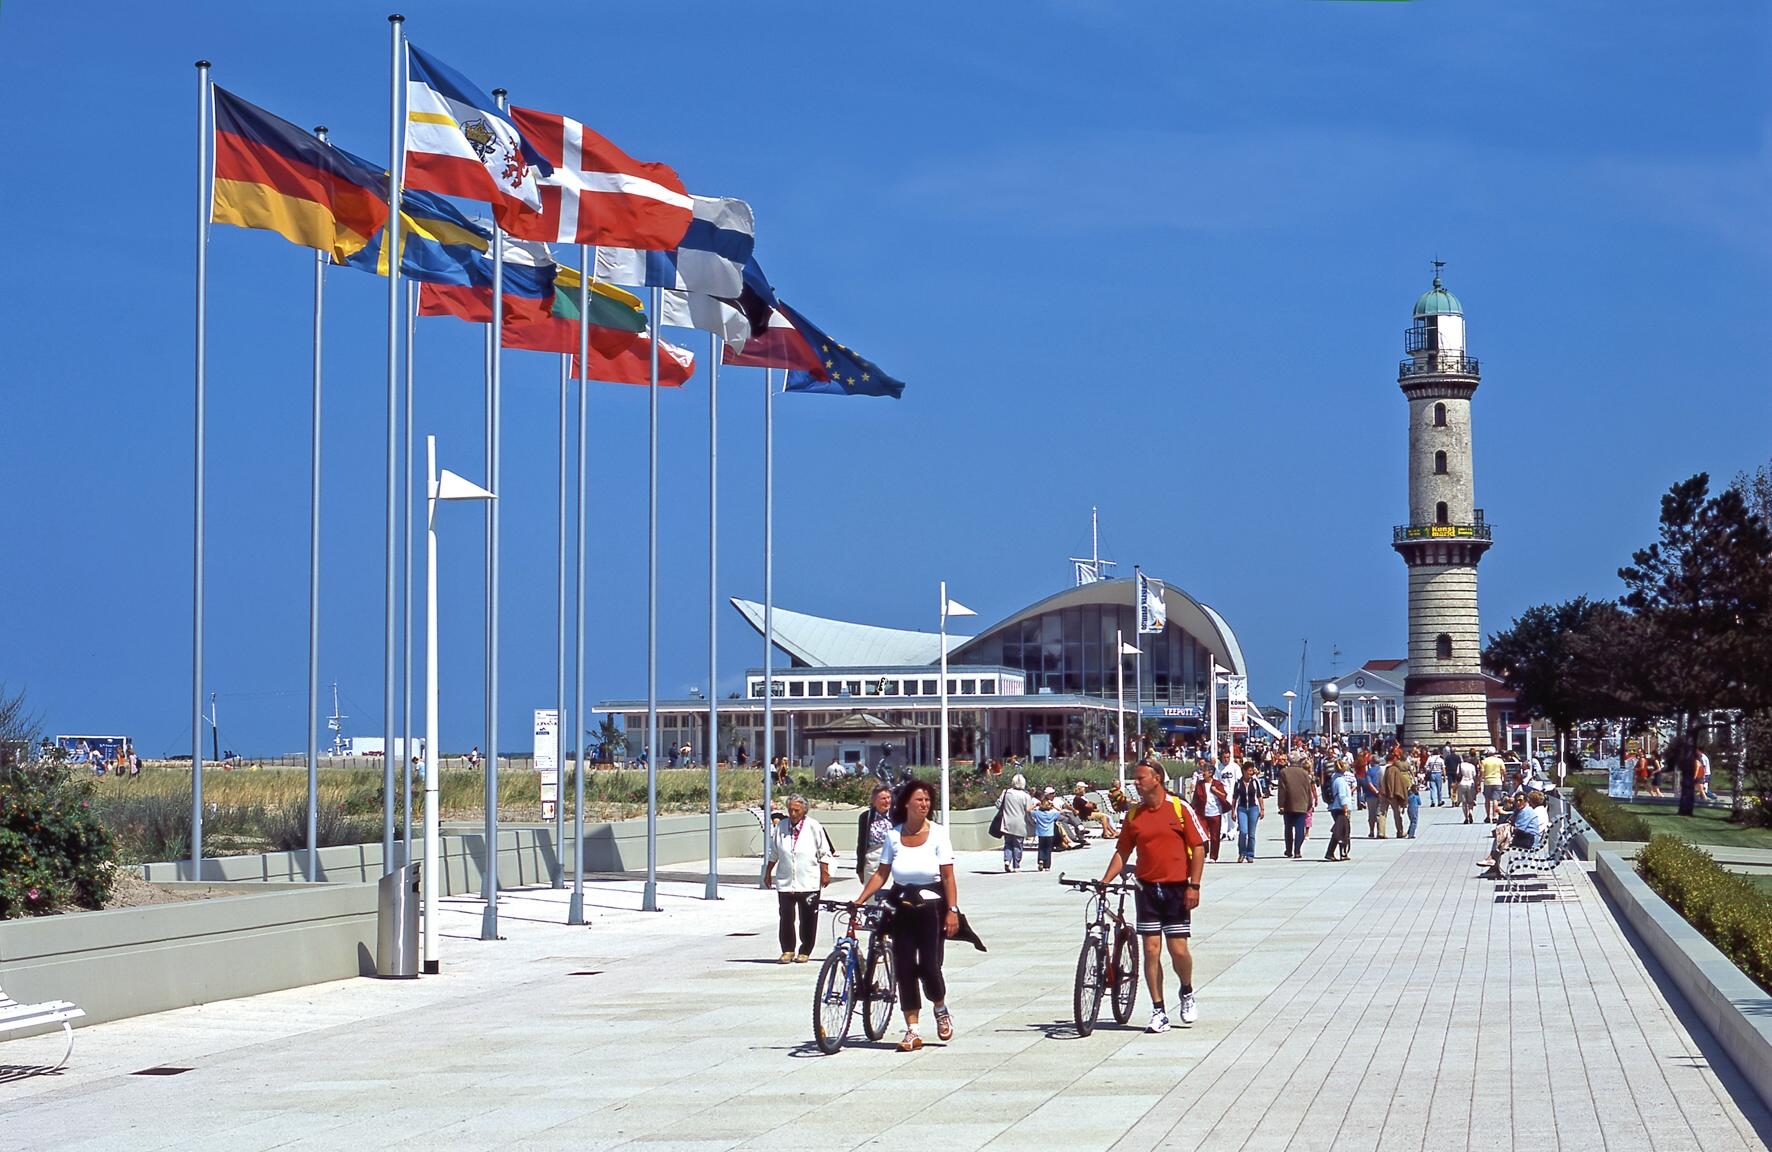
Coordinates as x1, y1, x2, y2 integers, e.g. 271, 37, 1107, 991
1394, 263, 1493, 747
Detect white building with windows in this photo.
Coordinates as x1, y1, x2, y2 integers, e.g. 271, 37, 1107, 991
596, 577, 1248, 769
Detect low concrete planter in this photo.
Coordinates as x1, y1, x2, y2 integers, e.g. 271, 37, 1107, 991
1593, 850, 1772, 1114
0, 883, 377, 1032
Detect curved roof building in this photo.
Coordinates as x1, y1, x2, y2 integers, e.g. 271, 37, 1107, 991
605, 575, 1248, 768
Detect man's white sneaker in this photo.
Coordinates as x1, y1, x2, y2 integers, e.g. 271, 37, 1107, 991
1178, 992, 1198, 1025
1146, 1008, 1171, 1034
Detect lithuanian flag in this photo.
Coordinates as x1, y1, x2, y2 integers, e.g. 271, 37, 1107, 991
211, 87, 388, 261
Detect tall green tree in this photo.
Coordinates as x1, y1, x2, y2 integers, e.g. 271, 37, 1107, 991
1619, 473, 1772, 814
1484, 597, 1615, 753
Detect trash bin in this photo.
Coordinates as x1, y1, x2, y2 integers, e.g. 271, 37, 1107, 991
377, 862, 421, 978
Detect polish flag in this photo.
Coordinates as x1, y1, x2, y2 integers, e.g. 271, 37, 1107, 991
502, 108, 693, 250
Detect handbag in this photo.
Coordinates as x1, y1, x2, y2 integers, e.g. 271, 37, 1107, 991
988, 795, 1005, 840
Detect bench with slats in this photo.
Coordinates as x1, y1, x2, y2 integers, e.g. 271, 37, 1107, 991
0, 984, 85, 1071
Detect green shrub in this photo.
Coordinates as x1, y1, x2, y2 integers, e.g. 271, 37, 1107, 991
0, 754, 116, 918
1571, 781, 1652, 841
1638, 835, 1772, 993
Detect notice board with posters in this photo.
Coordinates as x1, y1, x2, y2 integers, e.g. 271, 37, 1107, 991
535, 709, 560, 820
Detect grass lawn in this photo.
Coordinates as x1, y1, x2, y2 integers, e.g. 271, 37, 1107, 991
1615, 800, 1772, 851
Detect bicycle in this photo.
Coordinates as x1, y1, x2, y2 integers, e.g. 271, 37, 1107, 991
810, 899, 897, 1054
1058, 874, 1140, 1036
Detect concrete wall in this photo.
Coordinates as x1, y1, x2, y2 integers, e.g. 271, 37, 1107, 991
1593, 850, 1772, 1115
0, 806, 1004, 1035
0, 883, 378, 1031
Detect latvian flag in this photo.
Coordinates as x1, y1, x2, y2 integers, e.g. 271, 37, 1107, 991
404, 44, 549, 214
504, 107, 692, 251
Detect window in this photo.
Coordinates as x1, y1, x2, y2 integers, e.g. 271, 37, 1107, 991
1434, 450, 1448, 475
788, 681, 804, 697
808, 681, 824, 697
1364, 701, 1377, 724
749, 683, 764, 699
1384, 701, 1397, 725
947, 679, 958, 695
845, 681, 862, 697
980, 679, 996, 695
884, 679, 899, 695
961, 679, 977, 695
827, 681, 842, 696
1435, 707, 1457, 734
1436, 633, 1452, 661
922, 679, 937, 695
1433, 402, 1447, 427
1435, 501, 1449, 525
1341, 703, 1354, 725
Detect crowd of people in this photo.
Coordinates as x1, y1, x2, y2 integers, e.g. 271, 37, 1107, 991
758, 733, 1560, 1052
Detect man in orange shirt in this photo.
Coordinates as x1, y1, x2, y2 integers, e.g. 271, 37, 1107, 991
1101, 758, 1208, 1032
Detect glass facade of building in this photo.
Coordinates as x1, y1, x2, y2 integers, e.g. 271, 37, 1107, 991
957, 602, 1214, 705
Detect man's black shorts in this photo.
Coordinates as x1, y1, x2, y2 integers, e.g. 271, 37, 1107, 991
1134, 881, 1192, 938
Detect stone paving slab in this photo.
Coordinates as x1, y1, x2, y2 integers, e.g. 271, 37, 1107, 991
2, 807, 1769, 1152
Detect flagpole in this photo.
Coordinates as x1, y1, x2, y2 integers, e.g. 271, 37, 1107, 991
568, 244, 591, 928
759, 366, 774, 888
306, 124, 328, 883
643, 286, 660, 913
1116, 627, 1127, 793
1209, 657, 1220, 757
553, 351, 567, 888
482, 86, 508, 941
940, 580, 950, 825
1134, 567, 1144, 762
403, 279, 416, 857
706, 331, 720, 901
383, 12, 405, 876
191, 59, 211, 880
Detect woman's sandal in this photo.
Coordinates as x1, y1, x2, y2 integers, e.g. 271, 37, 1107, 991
897, 1029, 923, 1052
935, 1010, 954, 1042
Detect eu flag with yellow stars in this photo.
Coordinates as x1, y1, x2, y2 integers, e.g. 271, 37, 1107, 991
782, 302, 905, 398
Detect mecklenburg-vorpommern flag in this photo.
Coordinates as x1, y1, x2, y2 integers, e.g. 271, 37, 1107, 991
720, 259, 826, 376
405, 43, 549, 218
782, 303, 905, 398
211, 87, 389, 261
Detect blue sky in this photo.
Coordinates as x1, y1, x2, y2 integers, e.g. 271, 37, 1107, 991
4, 1, 1768, 756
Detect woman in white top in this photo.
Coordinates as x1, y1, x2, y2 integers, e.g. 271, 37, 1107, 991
762, 795, 833, 963
855, 778, 961, 1051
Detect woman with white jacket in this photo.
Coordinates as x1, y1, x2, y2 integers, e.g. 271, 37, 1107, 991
997, 774, 1034, 872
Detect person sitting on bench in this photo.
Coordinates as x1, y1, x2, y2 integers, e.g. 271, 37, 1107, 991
1478, 791, 1547, 875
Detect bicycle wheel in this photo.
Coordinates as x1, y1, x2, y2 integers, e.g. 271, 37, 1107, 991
1109, 927, 1140, 1025
812, 947, 858, 1054
861, 938, 897, 1041
1073, 936, 1105, 1037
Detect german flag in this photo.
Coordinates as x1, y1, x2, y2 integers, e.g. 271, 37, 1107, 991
212, 87, 389, 261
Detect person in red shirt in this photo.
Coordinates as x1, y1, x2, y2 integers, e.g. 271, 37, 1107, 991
1100, 758, 1208, 1032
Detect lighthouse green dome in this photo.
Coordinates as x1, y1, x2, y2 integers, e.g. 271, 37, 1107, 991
1414, 275, 1462, 317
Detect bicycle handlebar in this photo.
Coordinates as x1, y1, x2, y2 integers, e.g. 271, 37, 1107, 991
1057, 874, 1136, 893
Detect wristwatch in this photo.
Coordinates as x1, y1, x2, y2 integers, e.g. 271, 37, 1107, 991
947, 906, 960, 914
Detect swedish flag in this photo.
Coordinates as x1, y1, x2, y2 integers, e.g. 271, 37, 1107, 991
782, 303, 905, 399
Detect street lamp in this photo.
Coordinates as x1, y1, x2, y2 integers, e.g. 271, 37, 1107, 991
938, 581, 975, 825
1321, 681, 1340, 740
1283, 690, 1296, 747
423, 436, 496, 975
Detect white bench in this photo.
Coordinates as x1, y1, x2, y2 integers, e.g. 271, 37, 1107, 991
0, 983, 85, 1071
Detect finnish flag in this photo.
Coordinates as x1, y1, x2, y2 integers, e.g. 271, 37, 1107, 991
595, 196, 754, 298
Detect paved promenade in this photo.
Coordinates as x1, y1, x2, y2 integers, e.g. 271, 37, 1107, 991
3, 806, 1768, 1152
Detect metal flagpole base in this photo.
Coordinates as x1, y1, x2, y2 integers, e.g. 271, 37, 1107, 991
567, 892, 586, 925
423, 959, 439, 975
642, 881, 659, 912
480, 903, 500, 940
704, 876, 720, 900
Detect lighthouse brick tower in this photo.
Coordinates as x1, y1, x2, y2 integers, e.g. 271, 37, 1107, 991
1394, 264, 1493, 747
